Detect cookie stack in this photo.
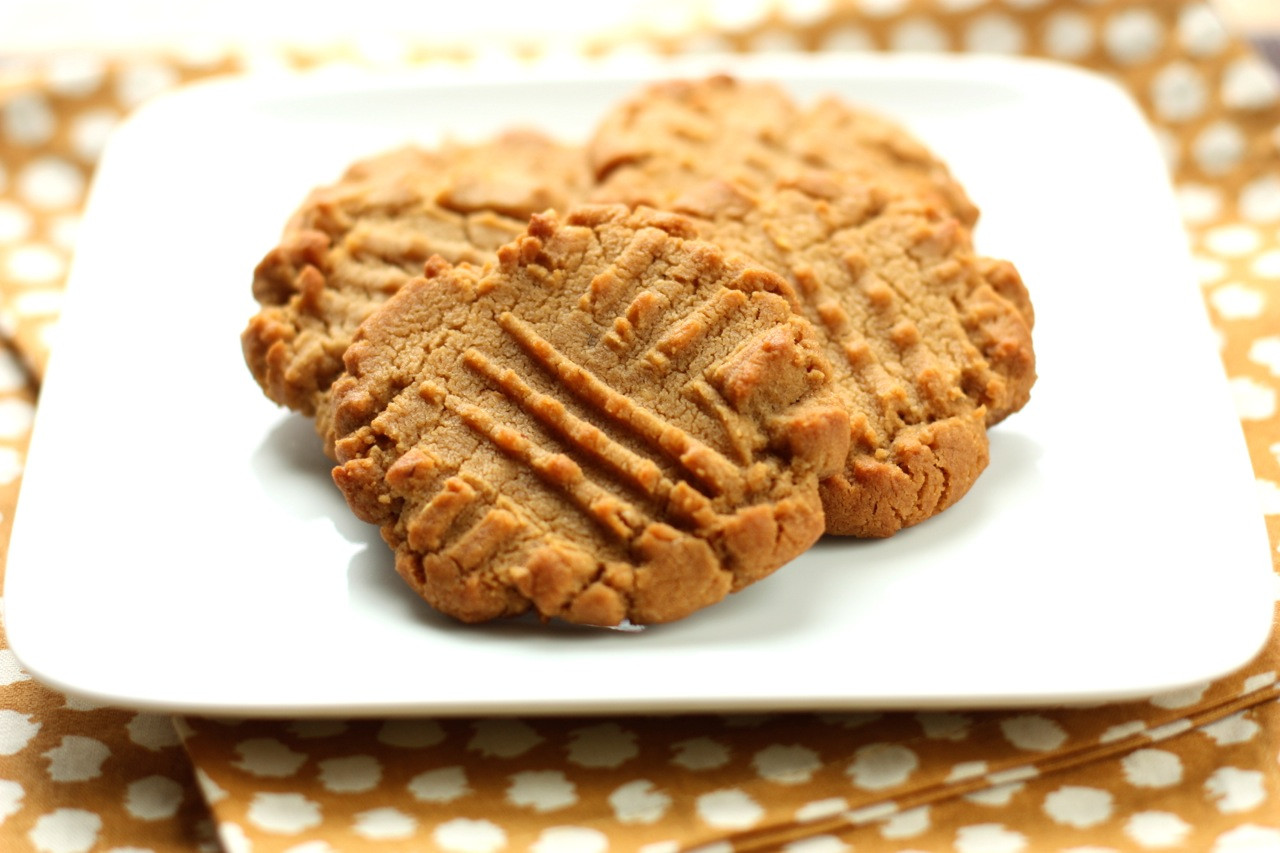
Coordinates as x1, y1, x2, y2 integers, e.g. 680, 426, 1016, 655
242, 75, 1035, 626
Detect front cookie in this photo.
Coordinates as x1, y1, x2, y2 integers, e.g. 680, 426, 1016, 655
326, 205, 850, 625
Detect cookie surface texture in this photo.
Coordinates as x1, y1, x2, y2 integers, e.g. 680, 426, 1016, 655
589, 79, 1035, 536
242, 130, 588, 421
327, 205, 850, 626
587, 74, 980, 228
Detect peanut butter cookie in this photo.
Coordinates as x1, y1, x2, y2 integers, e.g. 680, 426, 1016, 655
243, 130, 589, 424
326, 205, 850, 625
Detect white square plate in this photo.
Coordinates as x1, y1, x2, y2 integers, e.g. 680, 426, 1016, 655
6, 54, 1273, 716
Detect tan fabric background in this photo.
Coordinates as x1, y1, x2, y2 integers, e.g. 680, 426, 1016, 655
1, 1, 1278, 850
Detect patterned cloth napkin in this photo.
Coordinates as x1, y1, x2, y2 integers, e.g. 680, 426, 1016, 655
2, 1, 1279, 850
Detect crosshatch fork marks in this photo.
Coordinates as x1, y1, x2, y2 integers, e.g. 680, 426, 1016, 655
495, 311, 745, 499
460, 347, 718, 530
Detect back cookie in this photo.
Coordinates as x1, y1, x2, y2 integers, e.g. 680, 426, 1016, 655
242, 130, 589, 423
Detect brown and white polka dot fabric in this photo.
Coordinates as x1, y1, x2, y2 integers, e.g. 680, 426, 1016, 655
2, 1, 1280, 850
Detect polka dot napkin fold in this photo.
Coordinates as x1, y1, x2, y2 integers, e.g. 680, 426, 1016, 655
2, 0, 1280, 850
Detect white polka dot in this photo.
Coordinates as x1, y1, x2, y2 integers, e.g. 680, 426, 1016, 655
467, 719, 541, 758
752, 744, 821, 784
609, 779, 671, 824
638, 843, 680, 853
193, 768, 227, 804
1214, 825, 1280, 852
124, 775, 183, 820
1000, 715, 1066, 751
965, 13, 1025, 54
1125, 811, 1191, 847
115, 62, 180, 108
0, 713, 39, 757
1249, 336, 1280, 376
1201, 711, 1261, 745
0, 649, 29, 685
46, 55, 106, 97
890, 18, 949, 52
3, 93, 55, 147
0, 202, 33, 243
45, 214, 79, 252
671, 737, 730, 770
1231, 377, 1276, 420
1149, 681, 1209, 709
778, 0, 834, 26
68, 108, 120, 164
1193, 253, 1228, 285
1043, 11, 1094, 59
27, 808, 102, 853
880, 805, 930, 839
796, 797, 848, 822
0, 778, 24, 823
946, 760, 989, 782
856, 0, 909, 16
1211, 283, 1267, 319
916, 712, 971, 741
820, 24, 875, 52
0, 351, 28, 392
1152, 61, 1208, 123
531, 826, 608, 853
955, 823, 1027, 853
43, 736, 109, 782
231, 738, 307, 778
964, 781, 1024, 806
847, 743, 919, 789
318, 755, 381, 793
377, 718, 444, 748
1205, 767, 1266, 813
507, 770, 577, 812
6, 245, 66, 285
14, 290, 64, 317
783, 837, 849, 853
696, 789, 764, 830
433, 818, 507, 853
126, 715, 182, 751
705, 0, 772, 29
1243, 671, 1276, 691
1176, 182, 1223, 224
17, 158, 85, 210
246, 793, 322, 834
566, 723, 638, 768
1240, 175, 1280, 224
1043, 786, 1113, 829
1146, 718, 1194, 741
1121, 749, 1183, 788
1223, 56, 1280, 111
353, 808, 416, 840
1178, 2, 1229, 56
0, 397, 28, 439
1205, 224, 1262, 257
1104, 8, 1163, 65
1194, 122, 1247, 176
408, 766, 470, 803
1258, 479, 1280, 515
60, 695, 106, 712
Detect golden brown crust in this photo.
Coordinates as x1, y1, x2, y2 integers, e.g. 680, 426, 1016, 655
583, 76, 1036, 536
326, 205, 850, 625
242, 131, 590, 420
587, 74, 980, 228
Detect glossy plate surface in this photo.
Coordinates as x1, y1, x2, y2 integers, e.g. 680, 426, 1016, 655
6, 54, 1272, 715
